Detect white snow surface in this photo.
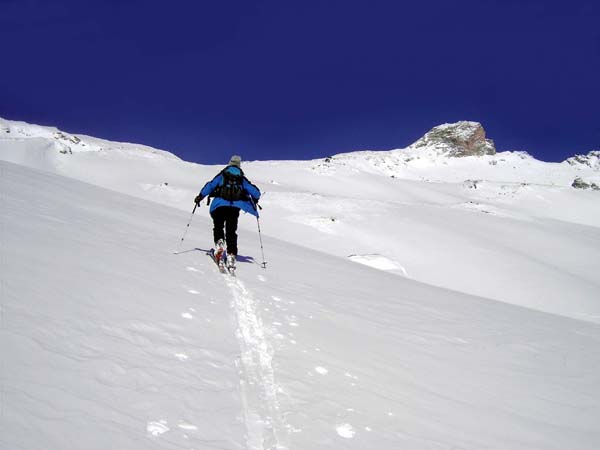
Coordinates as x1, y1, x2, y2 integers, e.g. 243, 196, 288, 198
2, 117, 600, 449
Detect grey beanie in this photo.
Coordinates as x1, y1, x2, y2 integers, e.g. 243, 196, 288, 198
228, 155, 242, 167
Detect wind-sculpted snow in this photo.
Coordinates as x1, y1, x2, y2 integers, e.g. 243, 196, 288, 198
2, 161, 600, 449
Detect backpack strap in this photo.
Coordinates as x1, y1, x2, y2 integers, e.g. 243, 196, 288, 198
223, 165, 245, 177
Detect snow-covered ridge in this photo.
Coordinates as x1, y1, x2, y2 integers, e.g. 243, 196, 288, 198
566, 150, 600, 170
2, 116, 598, 176
303, 121, 598, 187
318, 146, 599, 186
0, 116, 190, 207
0, 116, 180, 160
1, 116, 598, 188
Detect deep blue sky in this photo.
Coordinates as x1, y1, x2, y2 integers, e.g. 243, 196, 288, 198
1, 0, 598, 163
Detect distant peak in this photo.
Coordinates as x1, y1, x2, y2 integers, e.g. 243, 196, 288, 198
410, 121, 496, 157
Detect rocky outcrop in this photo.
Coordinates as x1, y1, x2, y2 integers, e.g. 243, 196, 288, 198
410, 121, 496, 157
572, 177, 600, 190
565, 150, 600, 170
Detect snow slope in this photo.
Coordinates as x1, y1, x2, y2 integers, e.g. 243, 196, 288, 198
3, 160, 600, 450
2, 117, 600, 323
2, 117, 600, 449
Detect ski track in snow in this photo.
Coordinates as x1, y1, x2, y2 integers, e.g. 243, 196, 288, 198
225, 275, 287, 450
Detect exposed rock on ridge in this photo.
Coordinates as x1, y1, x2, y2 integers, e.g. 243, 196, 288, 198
565, 150, 600, 170
410, 121, 496, 157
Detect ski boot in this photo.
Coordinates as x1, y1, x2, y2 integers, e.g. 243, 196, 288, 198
226, 253, 236, 271
214, 239, 226, 268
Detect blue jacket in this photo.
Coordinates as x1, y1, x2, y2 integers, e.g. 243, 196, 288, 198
199, 166, 261, 217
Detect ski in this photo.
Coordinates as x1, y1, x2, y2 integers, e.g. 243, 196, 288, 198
207, 248, 227, 274
207, 248, 236, 276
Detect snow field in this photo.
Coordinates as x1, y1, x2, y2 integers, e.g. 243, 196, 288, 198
3, 117, 600, 449
240, 236, 600, 449
4, 161, 600, 449
1, 162, 244, 449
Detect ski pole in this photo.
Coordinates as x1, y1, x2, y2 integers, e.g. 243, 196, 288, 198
174, 204, 197, 254
249, 197, 267, 268
256, 216, 267, 269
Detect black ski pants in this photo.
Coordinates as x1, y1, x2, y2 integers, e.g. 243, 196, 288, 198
211, 206, 240, 255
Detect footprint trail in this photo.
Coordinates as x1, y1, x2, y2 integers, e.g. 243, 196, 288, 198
225, 275, 288, 450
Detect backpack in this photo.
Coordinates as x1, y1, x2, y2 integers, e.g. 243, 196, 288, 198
214, 166, 246, 201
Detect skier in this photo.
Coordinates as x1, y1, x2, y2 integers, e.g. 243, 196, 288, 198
194, 155, 261, 269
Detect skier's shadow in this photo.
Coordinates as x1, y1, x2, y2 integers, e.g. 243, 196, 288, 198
234, 254, 256, 264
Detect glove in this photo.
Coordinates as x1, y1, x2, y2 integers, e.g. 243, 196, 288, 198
251, 197, 262, 210
194, 194, 203, 205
